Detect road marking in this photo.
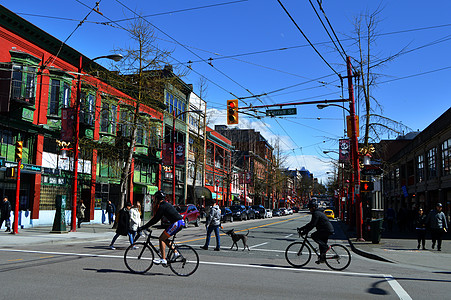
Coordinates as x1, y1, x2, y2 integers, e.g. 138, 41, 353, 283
384, 275, 413, 300
285, 234, 293, 238
7, 258, 23, 261
249, 242, 268, 249
0, 248, 411, 298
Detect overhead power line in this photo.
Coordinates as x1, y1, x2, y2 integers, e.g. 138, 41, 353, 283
276, 0, 340, 77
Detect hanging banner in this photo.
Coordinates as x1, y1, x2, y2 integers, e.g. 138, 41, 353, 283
339, 138, 350, 163
162, 143, 172, 165
61, 108, 75, 142
175, 142, 185, 165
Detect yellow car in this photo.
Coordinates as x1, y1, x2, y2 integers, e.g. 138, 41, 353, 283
324, 209, 335, 219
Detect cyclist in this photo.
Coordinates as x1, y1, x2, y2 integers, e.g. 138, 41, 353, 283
298, 201, 334, 264
138, 190, 184, 266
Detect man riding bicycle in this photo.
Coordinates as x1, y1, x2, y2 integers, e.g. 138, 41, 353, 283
298, 201, 334, 264
138, 190, 184, 266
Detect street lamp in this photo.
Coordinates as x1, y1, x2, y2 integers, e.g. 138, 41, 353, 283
71, 53, 123, 232
172, 109, 203, 205
317, 103, 350, 113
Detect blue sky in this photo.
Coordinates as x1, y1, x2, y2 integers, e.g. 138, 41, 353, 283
3, 0, 451, 182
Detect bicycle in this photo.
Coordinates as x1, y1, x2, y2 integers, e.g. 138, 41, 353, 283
285, 229, 351, 271
124, 229, 199, 277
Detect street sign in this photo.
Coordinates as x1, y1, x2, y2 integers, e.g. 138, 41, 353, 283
21, 164, 42, 173
266, 108, 297, 116
361, 166, 383, 176
0, 157, 5, 167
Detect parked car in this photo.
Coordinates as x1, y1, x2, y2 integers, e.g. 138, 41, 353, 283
265, 209, 273, 218
324, 209, 335, 219
221, 207, 233, 223
251, 205, 266, 219
230, 205, 248, 221
161, 204, 200, 227
279, 208, 288, 216
272, 209, 281, 217
246, 206, 256, 219
286, 208, 293, 215
292, 207, 299, 213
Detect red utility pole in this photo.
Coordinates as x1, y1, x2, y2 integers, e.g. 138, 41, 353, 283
346, 56, 363, 241
71, 55, 82, 232
172, 110, 177, 205
13, 159, 21, 234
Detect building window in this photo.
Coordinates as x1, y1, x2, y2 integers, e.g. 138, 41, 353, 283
442, 139, 451, 176
416, 154, 424, 183
100, 103, 116, 134
427, 147, 437, 179
11, 65, 37, 105
80, 92, 95, 125
165, 92, 186, 121
48, 79, 71, 116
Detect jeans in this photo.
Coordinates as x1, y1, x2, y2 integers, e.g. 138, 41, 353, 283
108, 212, 114, 225
110, 232, 134, 246
204, 225, 220, 249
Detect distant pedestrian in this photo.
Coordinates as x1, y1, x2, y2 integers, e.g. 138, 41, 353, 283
77, 200, 86, 228
201, 201, 221, 251
106, 200, 116, 225
109, 202, 133, 250
414, 208, 427, 250
0, 197, 12, 232
385, 207, 396, 232
129, 204, 141, 243
426, 203, 448, 251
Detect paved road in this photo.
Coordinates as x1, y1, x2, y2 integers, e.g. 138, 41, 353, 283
0, 213, 449, 299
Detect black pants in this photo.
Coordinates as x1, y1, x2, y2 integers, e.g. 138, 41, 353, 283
311, 231, 332, 255
416, 229, 426, 248
431, 228, 444, 250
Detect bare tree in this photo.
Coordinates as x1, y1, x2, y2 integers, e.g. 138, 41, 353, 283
349, 8, 411, 149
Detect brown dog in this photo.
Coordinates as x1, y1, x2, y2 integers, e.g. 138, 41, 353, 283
225, 229, 250, 251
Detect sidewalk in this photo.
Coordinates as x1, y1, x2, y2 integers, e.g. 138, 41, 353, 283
0, 223, 115, 247
340, 220, 451, 271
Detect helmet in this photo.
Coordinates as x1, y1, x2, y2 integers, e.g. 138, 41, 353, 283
154, 190, 166, 201
307, 201, 318, 209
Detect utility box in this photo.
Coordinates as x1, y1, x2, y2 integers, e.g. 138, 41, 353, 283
51, 195, 67, 233
370, 218, 384, 244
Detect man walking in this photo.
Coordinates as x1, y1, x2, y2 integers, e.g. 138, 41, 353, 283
426, 203, 448, 251
201, 201, 222, 251
106, 200, 116, 225
1, 197, 12, 232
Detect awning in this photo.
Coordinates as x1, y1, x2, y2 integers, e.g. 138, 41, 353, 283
194, 186, 212, 200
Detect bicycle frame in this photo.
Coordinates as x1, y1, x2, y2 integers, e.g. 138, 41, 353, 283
299, 234, 321, 257
135, 230, 178, 261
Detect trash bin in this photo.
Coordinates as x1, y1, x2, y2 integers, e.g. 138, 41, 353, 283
370, 218, 384, 244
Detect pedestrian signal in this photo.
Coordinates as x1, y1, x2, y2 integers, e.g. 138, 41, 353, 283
15, 140, 23, 162
5, 167, 15, 178
227, 99, 239, 125
360, 181, 374, 192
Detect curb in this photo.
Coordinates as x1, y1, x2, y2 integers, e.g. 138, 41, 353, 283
338, 221, 394, 263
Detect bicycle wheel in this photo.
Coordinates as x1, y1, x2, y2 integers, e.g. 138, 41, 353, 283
285, 241, 312, 268
124, 242, 154, 274
325, 244, 351, 271
168, 244, 199, 277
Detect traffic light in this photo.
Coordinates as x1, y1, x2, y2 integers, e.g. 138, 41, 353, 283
227, 99, 239, 125
15, 140, 23, 161
360, 181, 374, 192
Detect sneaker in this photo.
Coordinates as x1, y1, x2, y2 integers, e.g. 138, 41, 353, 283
173, 252, 181, 259
109, 245, 116, 250
214, 248, 220, 251
432, 243, 435, 249
200, 246, 208, 250
132, 246, 138, 250
153, 258, 167, 265
315, 254, 326, 264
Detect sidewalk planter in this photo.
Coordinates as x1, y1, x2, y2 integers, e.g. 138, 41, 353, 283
370, 219, 384, 244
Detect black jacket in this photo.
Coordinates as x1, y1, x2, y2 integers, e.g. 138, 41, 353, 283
141, 201, 182, 230
106, 203, 116, 214
300, 209, 334, 234
1, 200, 11, 218
116, 207, 130, 236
